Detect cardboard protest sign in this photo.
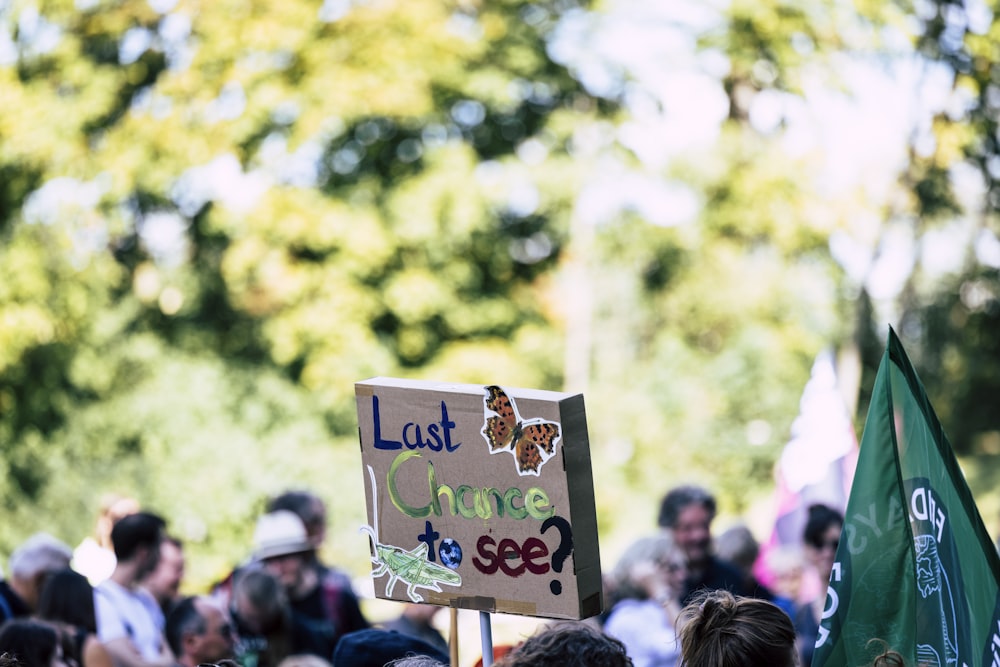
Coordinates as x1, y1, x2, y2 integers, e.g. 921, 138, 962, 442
355, 377, 603, 620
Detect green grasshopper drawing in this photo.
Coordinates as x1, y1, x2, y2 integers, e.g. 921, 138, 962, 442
361, 465, 462, 603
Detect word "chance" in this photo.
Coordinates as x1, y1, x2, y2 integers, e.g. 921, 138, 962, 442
387, 451, 554, 521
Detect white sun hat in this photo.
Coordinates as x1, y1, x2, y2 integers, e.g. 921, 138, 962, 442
252, 510, 313, 561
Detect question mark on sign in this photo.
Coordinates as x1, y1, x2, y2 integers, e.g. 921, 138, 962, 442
541, 516, 573, 595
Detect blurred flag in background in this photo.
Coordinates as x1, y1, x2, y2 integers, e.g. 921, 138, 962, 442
755, 349, 859, 594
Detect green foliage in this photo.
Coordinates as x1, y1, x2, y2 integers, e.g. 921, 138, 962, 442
0, 0, 604, 577
3, 0, 1000, 583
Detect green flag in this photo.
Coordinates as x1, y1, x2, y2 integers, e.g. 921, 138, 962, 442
812, 328, 1000, 667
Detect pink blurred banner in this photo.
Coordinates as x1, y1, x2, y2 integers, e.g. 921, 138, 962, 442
755, 349, 859, 595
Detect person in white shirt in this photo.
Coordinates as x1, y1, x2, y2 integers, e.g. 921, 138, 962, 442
94, 511, 174, 667
73, 494, 139, 586
604, 533, 687, 667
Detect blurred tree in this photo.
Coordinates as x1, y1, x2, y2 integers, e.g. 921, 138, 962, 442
884, 0, 1000, 457
3, 0, 1000, 579
0, 0, 611, 578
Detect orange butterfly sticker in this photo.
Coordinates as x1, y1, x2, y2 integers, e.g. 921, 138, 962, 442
482, 385, 561, 476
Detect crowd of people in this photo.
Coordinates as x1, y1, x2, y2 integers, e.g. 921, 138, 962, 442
0, 484, 852, 667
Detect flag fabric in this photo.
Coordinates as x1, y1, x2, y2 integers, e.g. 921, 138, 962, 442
813, 328, 1000, 667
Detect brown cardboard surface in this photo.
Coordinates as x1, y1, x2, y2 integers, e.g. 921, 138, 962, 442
354, 377, 603, 620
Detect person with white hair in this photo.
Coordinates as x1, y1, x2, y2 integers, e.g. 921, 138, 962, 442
604, 533, 688, 667
0, 533, 73, 623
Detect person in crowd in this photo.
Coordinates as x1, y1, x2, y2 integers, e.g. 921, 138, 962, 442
250, 510, 367, 659
715, 523, 778, 610
94, 511, 173, 667
676, 590, 798, 667
379, 604, 447, 654
493, 621, 633, 667
331, 628, 449, 667
141, 536, 185, 618
603, 533, 687, 667
266, 492, 328, 559
796, 503, 844, 667
657, 485, 762, 604
763, 544, 806, 619
165, 596, 234, 667
73, 494, 140, 586
265, 490, 363, 601
229, 566, 329, 667
0, 619, 71, 667
37, 568, 114, 667
0, 533, 73, 623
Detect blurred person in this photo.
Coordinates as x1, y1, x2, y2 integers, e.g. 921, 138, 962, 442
37, 568, 114, 667
165, 596, 234, 667
265, 491, 361, 602
0, 533, 73, 623
604, 533, 687, 667
763, 544, 806, 619
140, 537, 185, 617
379, 604, 447, 653
0, 653, 19, 667
331, 628, 448, 667
796, 503, 844, 667
94, 511, 173, 667
493, 621, 633, 667
250, 511, 366, 658
657, 485, 759, 604
714, 523, 776, 607
677, 590, 797, 667
0, 619, 71, 667
73, 495, 140, 586
266, 492, 327, 556
229, 566, 329, 667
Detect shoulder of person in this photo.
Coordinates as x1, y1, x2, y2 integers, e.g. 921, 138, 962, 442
82, 633, 115, 667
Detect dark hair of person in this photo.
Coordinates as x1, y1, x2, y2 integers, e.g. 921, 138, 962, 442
494, 621, 633, 667
657, 485, 717, 529
677, 590, 796, 667
110, 511, 166, 561
0, 620, 61, 667
166, 597, 207, 657
37, 567, 99, 634
230, 568, 293, 667
803, 504, 844, 548
231, 568, 289, 631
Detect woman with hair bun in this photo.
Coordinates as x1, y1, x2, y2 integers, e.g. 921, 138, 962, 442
677, 590, 798, 667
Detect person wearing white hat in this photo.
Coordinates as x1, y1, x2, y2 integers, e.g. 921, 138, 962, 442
250, 510, 367, 660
